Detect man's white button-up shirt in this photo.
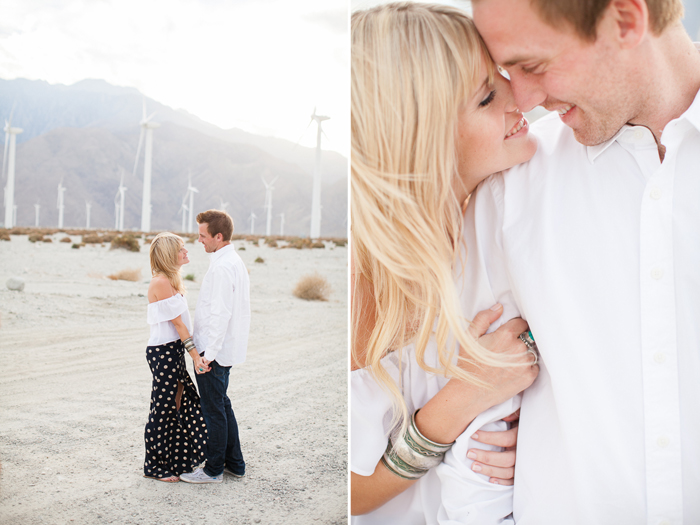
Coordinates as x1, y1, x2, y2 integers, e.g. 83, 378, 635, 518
193, 243, 251, 366
460, 90, 700, 524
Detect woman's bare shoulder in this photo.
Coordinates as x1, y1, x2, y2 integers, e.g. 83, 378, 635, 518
148, 275, 174, 303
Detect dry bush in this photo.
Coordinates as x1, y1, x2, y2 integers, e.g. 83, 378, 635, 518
245, 235, 261, 243
0, 231, 10, 241
311, 242, 324, 249
293, 273, 331, 301
71, 243, 83, 249
110, 234, 140, 252
283, 237, 313, 250
82, 234, 103, 244
28, 233, 45, 243
42, 237, 52, 243
101, 233, 116, 243
231, 234, 246, 240
184, 273, 195, 281
238, 246, 246, 251
60, 237, 71, 243
329, 238, 347, 247
107, 268, 141, 282
264, 237, 278, 248
254, 256, 264, 263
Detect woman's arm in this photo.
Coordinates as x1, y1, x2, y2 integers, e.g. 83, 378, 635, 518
351, 305, 538, 515
170, 315, 210, 374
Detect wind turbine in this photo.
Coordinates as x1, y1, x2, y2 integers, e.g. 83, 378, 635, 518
219, 198, 229, 214
34, 202, 40, 227
309, 108, 329, 239
114, 171, 127, 231
57, 181, 66, 228
132, 99, 160, 232
279, 212, 285, 237
262, 176, 279, 236
184, 174, 199, 234
248, 210, 256, 235
178, 200, 189, 233
85, 201, 92, 229
3, 106, 23, 228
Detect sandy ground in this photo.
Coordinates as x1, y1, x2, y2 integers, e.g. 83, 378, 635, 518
0, 233, 348, 524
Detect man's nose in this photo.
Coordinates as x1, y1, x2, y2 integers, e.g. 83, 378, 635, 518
508, 71, 547, 113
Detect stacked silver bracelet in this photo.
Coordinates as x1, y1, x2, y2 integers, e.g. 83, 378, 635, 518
381, 410, 454, 480
183, 337, 197, 352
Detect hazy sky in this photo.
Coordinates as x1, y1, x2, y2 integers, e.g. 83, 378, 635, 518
0, 0, 349, 156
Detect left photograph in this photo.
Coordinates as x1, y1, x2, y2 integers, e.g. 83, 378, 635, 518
0, 1, 348, 523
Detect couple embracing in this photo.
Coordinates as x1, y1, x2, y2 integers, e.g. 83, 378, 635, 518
143, 209, 251, 484
351, 0, 700, 523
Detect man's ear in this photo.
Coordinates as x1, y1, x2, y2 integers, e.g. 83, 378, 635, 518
606, 0, 648, 49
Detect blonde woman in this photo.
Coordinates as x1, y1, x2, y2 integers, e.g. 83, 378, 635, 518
352, 3, 540, 522
144, 232, 208, 482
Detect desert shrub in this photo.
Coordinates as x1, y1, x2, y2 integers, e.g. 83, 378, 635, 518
42, 237, 52, 243
71, 243, 83, 249
28, 234, 45, 243
110, 234, 140, 252
239, 246, 246, 250
311, 242, 324, 249
284, 237, 313, 250
107, 268, 141, 282
293, 273, 331, 301
101, 233, 116, 243
82, 234, 103, 244
60, 237, 71, 243
187, 236, 196, 244
255, 257, 264, 263
184, 273, 195, 281
331, 238, 347, 247
0, 231, 10, 241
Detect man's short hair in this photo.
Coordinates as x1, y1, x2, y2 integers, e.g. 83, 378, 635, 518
196, 209, 234, 241
531, 0, 683, 41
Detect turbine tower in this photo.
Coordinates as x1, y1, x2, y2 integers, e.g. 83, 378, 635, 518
248, 210, 256, 235
262, 176, 279, 236
279, 212, 285, 237
2, 107, 23, 228
133, 99, 160, 232
85, 201, 92, 229
309, 108, 329, 239
57, 182, 66, 228
184, 174, 199, 234
114, 171, 127, 231
34, 202, 40, 227
179, 201, 188, 233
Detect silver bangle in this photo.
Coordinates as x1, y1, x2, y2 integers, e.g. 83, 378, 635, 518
381, 410, 454, 480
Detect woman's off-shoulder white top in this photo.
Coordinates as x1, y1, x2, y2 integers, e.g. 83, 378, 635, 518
146, 294, 192, 346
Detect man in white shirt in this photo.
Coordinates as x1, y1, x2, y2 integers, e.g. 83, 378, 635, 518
463, 0, 700, 522
180, 210, 251, 484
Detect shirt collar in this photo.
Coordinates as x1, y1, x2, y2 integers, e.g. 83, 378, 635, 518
210, 242, 233, 262
586, 126, 631, 163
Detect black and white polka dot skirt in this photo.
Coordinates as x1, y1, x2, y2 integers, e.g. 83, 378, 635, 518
144, 340, 207, 479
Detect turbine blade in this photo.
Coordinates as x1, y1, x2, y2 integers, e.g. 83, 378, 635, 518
142, 98, 147, 121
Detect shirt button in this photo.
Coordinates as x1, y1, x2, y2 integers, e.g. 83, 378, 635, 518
650, 187, 662, 200
651, 267, 664, 280
633, 128, 645, 140
657, 436, 670, 448
653, 352, 666, 364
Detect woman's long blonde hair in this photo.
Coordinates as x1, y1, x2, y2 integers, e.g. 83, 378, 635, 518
149, 232, 186, 295
351, 3, 502, 430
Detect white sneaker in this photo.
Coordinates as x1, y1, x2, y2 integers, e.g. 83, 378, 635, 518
180, 467, 223, 484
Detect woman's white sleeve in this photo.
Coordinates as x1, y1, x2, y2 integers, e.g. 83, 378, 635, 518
351, 367, 394, 477
146, 295, 188, 325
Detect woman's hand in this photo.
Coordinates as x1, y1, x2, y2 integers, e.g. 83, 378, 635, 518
463, 305, 539, 409
193, 356, 211, 374
468, 409, 520, 485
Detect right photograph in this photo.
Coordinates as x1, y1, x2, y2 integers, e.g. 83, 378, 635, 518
349, 1, 700, 524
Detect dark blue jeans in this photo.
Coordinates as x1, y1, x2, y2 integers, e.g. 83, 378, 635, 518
195, 360, 245, 477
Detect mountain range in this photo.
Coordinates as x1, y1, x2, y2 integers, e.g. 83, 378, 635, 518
0, 78, 347, 237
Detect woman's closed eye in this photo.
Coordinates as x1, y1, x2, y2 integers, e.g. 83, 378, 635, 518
479, 89, 496, 107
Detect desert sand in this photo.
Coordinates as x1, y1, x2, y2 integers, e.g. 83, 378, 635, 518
0, 233, 348, 524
